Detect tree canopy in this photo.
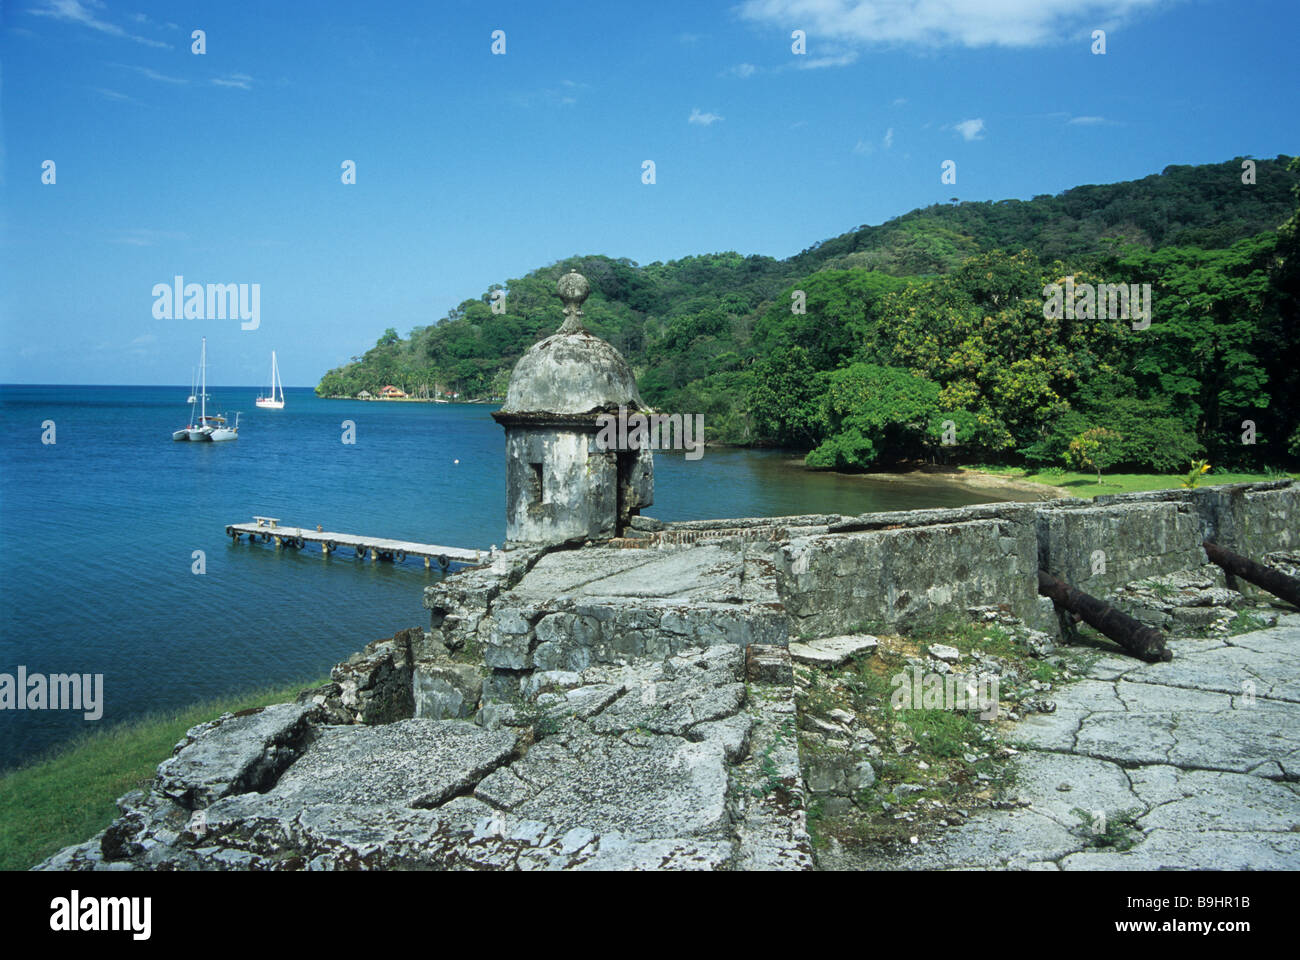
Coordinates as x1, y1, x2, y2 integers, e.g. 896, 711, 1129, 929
318, 155, 1300, 473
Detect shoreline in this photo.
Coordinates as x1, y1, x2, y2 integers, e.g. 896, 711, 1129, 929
318, 396, 500, 404
780, 458, 1071, 501
317, 395, 499, 403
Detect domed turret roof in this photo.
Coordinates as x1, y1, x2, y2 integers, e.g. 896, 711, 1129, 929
497, 272, 644, 416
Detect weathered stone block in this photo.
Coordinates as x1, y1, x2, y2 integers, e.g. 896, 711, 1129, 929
776, 516, 1038, 636
788, 634, 878, 667
1037, 501, 1205, 593
413, 662, 483, 720
746, 644, 793, 684
156, 703, 317, 809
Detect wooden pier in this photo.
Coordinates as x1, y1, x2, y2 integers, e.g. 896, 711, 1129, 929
225, 517, 489, 570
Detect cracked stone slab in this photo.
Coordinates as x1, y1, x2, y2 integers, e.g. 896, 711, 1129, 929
1112, 678, 1234, 714
257, 719, 519, 808
1136, 769, 1300, 833
1059, 827, 1300, 871
511, 544, 751, 602
1052, 679, 1126, 714
1126, 645, 1300, 704
489, 730, 731, 841
730, 681, 814, 871
1006, 752, 1143, 829
1163, 698, 1300, 775
590, 676, 746, 737
1075, 652, 1137, 681
689, 712, 754, 763
537, 682, 625, 722
833, 809, 1084, 870
587, 645, 748, 737
573, 837, 736, 870
1012, 708, 1086, 752
1073, 713, 1181, 768
156, 702, 317, 808
788, 634, 879, 667
1226, 618, 1300, 657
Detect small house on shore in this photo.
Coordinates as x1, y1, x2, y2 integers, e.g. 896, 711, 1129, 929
380, 385, 407, 398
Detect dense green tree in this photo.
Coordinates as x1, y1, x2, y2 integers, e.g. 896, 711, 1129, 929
754, 270, 908, 371
748, 347, 826, 448
805, 364, 942, 470
885, 251, 1131, 457
1066, 428, 1124, 483
1115, 235, 1276, 464
1021, 372, 1202, 471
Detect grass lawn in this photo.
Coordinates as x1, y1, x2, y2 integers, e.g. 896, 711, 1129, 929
960, 466, 1298, 497
0, 677, 324, 871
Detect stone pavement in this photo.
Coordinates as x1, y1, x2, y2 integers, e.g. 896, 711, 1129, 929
37, 644, 813, 871
832, 613, 1300, 870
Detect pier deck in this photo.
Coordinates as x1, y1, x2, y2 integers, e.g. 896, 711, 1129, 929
226, 520, 488, 570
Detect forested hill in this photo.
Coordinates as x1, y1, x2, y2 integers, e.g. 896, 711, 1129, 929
787, 157, 1299, 275
318, 155, 1300, 471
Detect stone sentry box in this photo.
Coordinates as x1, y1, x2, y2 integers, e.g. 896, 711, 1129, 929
492, 272, 653, 545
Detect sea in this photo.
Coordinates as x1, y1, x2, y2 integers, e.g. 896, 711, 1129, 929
0, 384, 1009, 770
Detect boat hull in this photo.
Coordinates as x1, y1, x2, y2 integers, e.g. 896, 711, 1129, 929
186, 427, 212, 441
209, 427, 238, 442
255, 399, 284, 409
172, 430, 190, 441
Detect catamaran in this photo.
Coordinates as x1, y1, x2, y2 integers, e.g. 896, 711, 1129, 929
187, 338, 214, 440
256, 350, 285, 409
174, 337, 238, 441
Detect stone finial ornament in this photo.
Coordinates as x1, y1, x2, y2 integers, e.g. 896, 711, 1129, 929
556, 271, 590, 335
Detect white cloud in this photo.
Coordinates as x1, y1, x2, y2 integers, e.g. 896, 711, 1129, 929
795, 50, 859, 69
688, 108, 724, 126
113, 63, 187, 84
90, 87, 140, 103
30, 0, 170, 48
512, 84, 582, 108
891, 97, 908, 107
951, 117, 985, 141
852, 138, 873, 156
112, 228, 187, 246
212, 73, 253, 90
1068, 114, 1107, 124
729, 62, 759, 78
736, 0, 1173, 49
883, 127, 894, 148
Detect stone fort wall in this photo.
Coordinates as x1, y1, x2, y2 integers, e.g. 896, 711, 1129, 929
771, 479, 1295, 637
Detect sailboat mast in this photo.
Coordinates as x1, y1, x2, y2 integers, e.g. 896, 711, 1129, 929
200, 337, 207, 422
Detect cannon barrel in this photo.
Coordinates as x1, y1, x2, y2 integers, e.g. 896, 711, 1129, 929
1037, 570, 1172, 663
1203, 541, 1300, 609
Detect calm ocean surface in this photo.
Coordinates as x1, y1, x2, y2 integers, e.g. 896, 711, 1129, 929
0, 384, 1007, 769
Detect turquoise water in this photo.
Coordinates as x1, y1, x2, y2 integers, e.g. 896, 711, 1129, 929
0, 385, 1005, 768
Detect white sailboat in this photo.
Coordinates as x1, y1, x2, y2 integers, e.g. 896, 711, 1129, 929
186, 338, 214, 441
177, 337, 239, 441
204, 342, 238, 441
209, 411, 239, 442
256, 351, 285, 409
174, 350, 205, 440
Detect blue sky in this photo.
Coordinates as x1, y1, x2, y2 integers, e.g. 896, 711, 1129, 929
2, 0, 1297, 386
